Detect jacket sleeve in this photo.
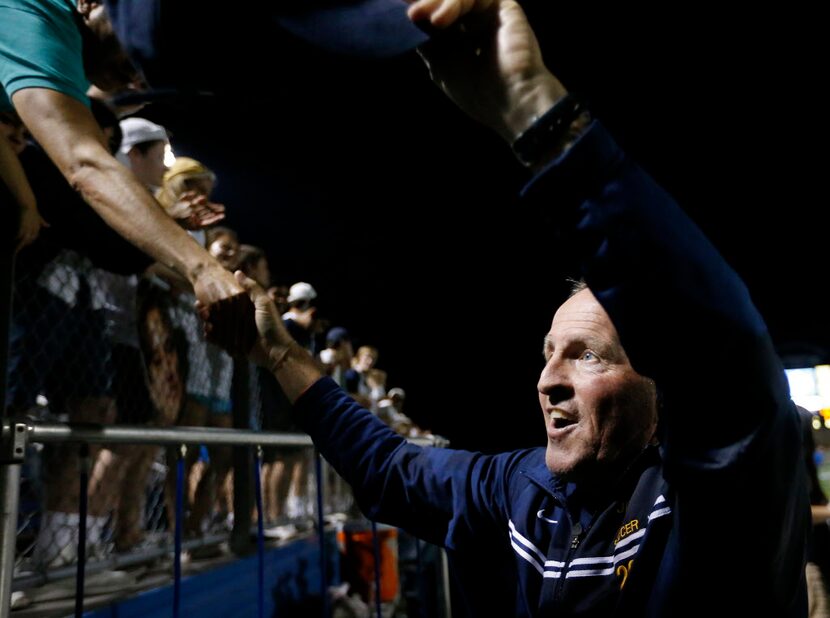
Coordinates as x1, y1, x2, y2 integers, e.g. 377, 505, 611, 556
522, 121, 807, 609
294, 377, 525, 549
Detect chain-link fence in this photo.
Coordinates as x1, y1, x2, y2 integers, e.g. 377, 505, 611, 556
2, 244, 453, 618
6, 250, 354, 586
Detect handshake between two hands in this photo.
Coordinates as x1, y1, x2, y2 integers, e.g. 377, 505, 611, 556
195, 271, 281, 361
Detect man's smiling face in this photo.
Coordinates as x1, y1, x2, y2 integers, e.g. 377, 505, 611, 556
537, 288, 658, 482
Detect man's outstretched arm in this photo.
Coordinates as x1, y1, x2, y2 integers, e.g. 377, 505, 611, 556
12, 87, 257, 352
13, 89, 229, 287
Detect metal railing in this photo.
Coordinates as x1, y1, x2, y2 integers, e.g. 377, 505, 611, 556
1, 420, 450, 617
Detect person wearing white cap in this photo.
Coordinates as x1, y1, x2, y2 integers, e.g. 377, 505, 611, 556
286, 281, 317, 305
116, 117, 169, 191
274, 281, 320, 520
283, 282, 318, 353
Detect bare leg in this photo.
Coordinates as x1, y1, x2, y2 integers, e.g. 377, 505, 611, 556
188, 413, 232, 533
264, 459, 286, 522
169, 398, 208, 534
36, 395, 116, 566
110, 444, 159, 551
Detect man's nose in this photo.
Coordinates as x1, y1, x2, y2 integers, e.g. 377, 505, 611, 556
537, 358, 573, 405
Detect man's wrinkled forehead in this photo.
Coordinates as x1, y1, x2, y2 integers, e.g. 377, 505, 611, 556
545, 289, 626, 357
551, 289, 611, 331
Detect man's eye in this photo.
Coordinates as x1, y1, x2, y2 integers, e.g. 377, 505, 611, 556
580, 350, 598, 362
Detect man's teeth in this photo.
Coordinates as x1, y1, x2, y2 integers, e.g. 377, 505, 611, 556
551, 411, 576, 428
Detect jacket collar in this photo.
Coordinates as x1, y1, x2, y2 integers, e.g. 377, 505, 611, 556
520, 445, 662, 508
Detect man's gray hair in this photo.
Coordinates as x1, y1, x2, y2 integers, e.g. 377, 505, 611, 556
568, 278, 588, 297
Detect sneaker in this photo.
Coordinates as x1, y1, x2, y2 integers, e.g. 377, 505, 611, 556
10, 591, 30, 609
324, 512, 349, 525
263, 524, 297, 540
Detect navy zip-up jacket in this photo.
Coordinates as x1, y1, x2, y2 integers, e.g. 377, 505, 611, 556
294, 122, 808, 616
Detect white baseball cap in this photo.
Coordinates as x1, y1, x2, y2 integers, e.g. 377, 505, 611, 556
287, 282, 318, 304
118, 117, 168, 154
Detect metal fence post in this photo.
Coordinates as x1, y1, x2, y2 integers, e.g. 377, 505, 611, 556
0, 181, 20, 618
441, 549, 453, 618
231, 360, 253, 556
0, 423, 26, 618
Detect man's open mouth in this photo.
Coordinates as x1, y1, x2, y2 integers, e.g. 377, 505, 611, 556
550, 411, 577, 429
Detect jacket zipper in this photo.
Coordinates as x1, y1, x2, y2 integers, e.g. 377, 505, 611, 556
553, 519, 584, 603
571, 522, 584, 549
553, 507, 603, 605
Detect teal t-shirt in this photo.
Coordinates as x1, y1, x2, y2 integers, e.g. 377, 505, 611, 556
0, 0, 89, 112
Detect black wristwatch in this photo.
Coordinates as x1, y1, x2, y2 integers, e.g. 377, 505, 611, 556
511, 94, 587, 167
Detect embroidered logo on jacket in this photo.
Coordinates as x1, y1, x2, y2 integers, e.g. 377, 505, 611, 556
614, 519, 639, 545
536, 509, 558, 524
616, 559, 634, 589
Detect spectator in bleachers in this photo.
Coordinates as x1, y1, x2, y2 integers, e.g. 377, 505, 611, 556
319, 327, 353, 388
262, 282, 321, 527
206, 226, 240, 273
88, 117, 176, 553
345, 345, 386, 410
116, 118, 168, 192
7, 100, 149, 566
267, 284, 290, 315
17, 249, 117, 567
156, 173, 236, 537
155, 156, 225, 243
237, 246, 291, 530
283, 282, 318, 354
376, 388, 412, 435
377, 387, 432, 439
109, 281, 187, 551
237, 244, 271, 289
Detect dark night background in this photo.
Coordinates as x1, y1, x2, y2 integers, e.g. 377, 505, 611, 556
128, 3, 828, 452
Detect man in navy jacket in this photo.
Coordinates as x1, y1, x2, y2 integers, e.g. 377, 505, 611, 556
231, 1, 809, 615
